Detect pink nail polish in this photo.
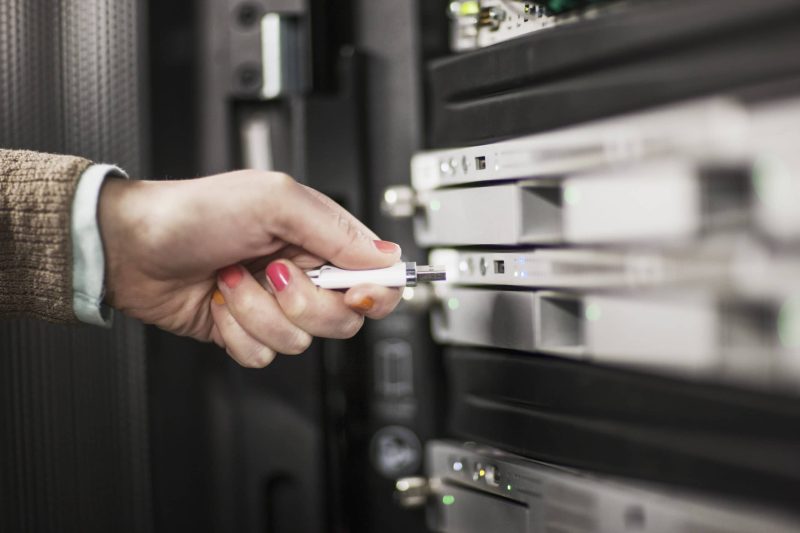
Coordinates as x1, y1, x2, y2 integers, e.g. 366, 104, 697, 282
219, 265, 243, 289
374, 240, 400, 253
267, 262, 290, 292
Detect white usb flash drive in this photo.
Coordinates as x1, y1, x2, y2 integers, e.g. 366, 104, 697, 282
306, 262, 446, 289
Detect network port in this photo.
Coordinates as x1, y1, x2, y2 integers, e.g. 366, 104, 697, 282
478, 6, 506, 31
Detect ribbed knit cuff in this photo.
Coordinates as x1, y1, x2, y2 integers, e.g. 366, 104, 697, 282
0, 149, 93, 322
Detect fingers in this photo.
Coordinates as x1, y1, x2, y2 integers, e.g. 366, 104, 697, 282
212, 258, 404, 368
261, 173, 402, 269
242, 244, 325, 273
216, 264, 313, 356
344, 284, 403, 319
210, 299, 277, 368
265, 260, 365, 339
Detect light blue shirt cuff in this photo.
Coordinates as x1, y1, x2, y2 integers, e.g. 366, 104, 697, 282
71, 163, 128, 327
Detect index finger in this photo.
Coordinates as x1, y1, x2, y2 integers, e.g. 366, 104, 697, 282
299, 184, 380, 241
265, 174, 401, 269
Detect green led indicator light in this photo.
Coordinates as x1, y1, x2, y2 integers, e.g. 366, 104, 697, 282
429, 199, 442, 212
442, 495, 456, 506
778, 297, 800, 349
506, 484, 512, 491
448, 297, 460, 311
563, 186, 581, 206
546, 0, 584, 14
459, 1, 480, 15
585, 303, 602, 322
752, 158, 768, 204
752, 156, 791, 208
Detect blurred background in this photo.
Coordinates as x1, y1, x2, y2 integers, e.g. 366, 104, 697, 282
2, 1, 800, 532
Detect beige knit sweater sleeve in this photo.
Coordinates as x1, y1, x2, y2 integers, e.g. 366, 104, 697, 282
0, 149, 93, 322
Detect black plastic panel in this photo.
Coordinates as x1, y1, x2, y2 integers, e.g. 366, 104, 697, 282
0, 1, 152, 531
445, 347, 800, 511
426, 0, 800, 147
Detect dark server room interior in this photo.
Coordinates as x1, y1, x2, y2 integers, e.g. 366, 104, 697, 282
2, 0, 800, 532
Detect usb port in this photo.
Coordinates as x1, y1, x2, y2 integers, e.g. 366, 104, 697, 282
494, 260, 505, 274
475, 156, 486, 170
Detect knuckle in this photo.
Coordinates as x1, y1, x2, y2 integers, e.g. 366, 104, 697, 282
327, 213, 364, 261
229, 169, 259, 182
336, 212, 362, 243
234, 290, 258, 316
377, 292, 403, 318
370, 307, 390, 320
285, 330, 313, 355
268, 171, 296, 192
254, 172, 297, 218
227, 345, 275, 369
245, 346, 276, 368
284, 293, 311, 322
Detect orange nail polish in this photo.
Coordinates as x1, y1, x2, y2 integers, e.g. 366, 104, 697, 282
354, 296, 374, 312
212, 290, 225, 305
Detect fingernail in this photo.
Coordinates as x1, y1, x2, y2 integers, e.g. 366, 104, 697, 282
219, 265, 243, 289
354, 296, 374, 312
374, 240, 400, 254
266, 262, 290, 292
212, 290, 225, 305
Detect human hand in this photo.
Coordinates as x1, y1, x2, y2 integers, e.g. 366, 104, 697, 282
98, 170, 403, 367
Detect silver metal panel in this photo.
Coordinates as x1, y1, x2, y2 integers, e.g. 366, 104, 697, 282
426, 441, 800, 533
431, 287, 537, 353
433, 484, 529, 533
411, 98, 748, 191
415, 184, 524, 246
750, 99, 800, 242
428, 243, 800, 297
431, 285, 800, 387
412, 96, 800, 243
416, 160, 729, 247
553, 291, 796, 384
240, 111, 275, 170
581, 292, 720, 371
429, 248, 713, 290
261, 13, 285, 99
259, 13, 303, 99
558, 160, 700, 243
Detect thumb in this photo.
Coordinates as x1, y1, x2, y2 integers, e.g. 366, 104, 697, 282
269, 176, 402, 269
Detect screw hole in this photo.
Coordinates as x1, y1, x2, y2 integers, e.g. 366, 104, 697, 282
236, 64, 261, 90
235, 3, 259, 29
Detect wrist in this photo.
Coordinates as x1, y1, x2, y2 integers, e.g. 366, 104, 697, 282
97, 177, 144, 308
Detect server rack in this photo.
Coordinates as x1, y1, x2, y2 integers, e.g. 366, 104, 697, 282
400, 1, 800, 531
